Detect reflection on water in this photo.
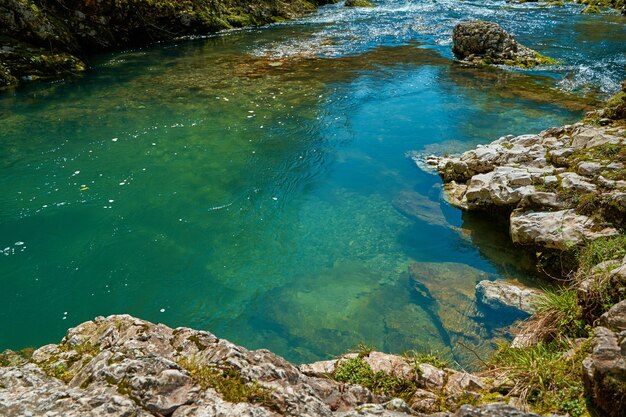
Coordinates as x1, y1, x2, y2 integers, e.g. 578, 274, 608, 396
0, 1, 624, 369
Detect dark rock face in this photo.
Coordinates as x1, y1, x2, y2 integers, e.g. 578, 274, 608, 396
451, 21, 554, 68
582, 300, 626, 417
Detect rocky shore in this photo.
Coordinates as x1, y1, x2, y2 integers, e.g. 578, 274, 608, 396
422, 84, 625, 258
0, 314, 547, 417
407, 76, 626, 416
0, 0, 338, 88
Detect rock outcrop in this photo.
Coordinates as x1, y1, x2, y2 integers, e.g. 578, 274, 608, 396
582, 299, 626, 417
0, 315, 543, 417
452, 21, 556, 68
419, 122, 626, 252
0, 0, 336, 88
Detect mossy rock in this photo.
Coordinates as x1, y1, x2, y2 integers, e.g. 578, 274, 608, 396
0, 35, 86, 86
582, 5, 602, 12
345, 0, 375, 7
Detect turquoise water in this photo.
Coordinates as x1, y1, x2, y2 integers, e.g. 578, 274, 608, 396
1, 0, 624, 367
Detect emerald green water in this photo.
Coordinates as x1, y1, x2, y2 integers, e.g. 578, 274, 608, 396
1, 1, 624, 367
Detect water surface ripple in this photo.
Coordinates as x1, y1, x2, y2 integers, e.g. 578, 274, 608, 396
1, 0, 624, 367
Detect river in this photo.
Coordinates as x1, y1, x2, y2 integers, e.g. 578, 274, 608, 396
1, 0, 624, 367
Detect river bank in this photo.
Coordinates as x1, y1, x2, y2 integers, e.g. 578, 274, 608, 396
0, 0, 341, 88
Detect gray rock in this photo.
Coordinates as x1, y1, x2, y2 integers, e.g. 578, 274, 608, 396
7, 315, 382, 417
409, 389, 440, 413
444, 372, 489, 396
599, 299, 626, 332
582, 326, 626, 417
416, 363, 446, 390
510, 209, 618, 250
559, 172, 597, 193
452, 403, 542, 416
577, 161, 604, 176
476, 280, 541, 314
571, 126, 623, 149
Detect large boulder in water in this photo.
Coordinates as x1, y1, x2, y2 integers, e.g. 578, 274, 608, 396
452, 21, 556, 68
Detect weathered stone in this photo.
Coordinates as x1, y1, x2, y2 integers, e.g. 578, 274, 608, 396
452, 20, 554, 68
510, 209, 618, 250
571, 125, 623, 149
361, 352, 415, 382
299, 359, 337, 377
599, 299, 626, 332
519, 192, 564, 210
547, 147, 574, 166
416, 363, 446, 390
560, 172, 597, 193
444, 372, 489, 396
475, 280, 541, 314
582, 326, 626, 417
409, 389, 440, 413
577, 161, 604, 176
7, 315, 388, 417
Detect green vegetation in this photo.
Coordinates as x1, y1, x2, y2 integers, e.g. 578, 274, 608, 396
487, 340, 591, 417
578, 234, 626, 274
178, 358, 277, 410
35, 342, 100, 383
407, 350, 449, 369
529, 288, 587, 341
345, 0, 376, 6
332, 355, 417, 401
575, 235, 626, 320
0, 348, 34, 367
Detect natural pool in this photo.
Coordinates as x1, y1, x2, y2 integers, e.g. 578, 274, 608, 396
1, 0, 625, 368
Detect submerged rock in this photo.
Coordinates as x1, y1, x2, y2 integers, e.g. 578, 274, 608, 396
452, 21, 556, 68
408, 262, 496, 366
475, 280, 541, 314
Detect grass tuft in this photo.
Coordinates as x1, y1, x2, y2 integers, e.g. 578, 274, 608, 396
487, 340, 591, 417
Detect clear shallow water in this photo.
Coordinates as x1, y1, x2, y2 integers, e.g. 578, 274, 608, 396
1, 0, 624, 368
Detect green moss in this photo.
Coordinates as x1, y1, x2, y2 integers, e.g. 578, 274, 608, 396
178, 358, 277, 410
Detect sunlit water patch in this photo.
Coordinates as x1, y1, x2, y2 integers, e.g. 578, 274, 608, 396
0, 0, 624, 369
